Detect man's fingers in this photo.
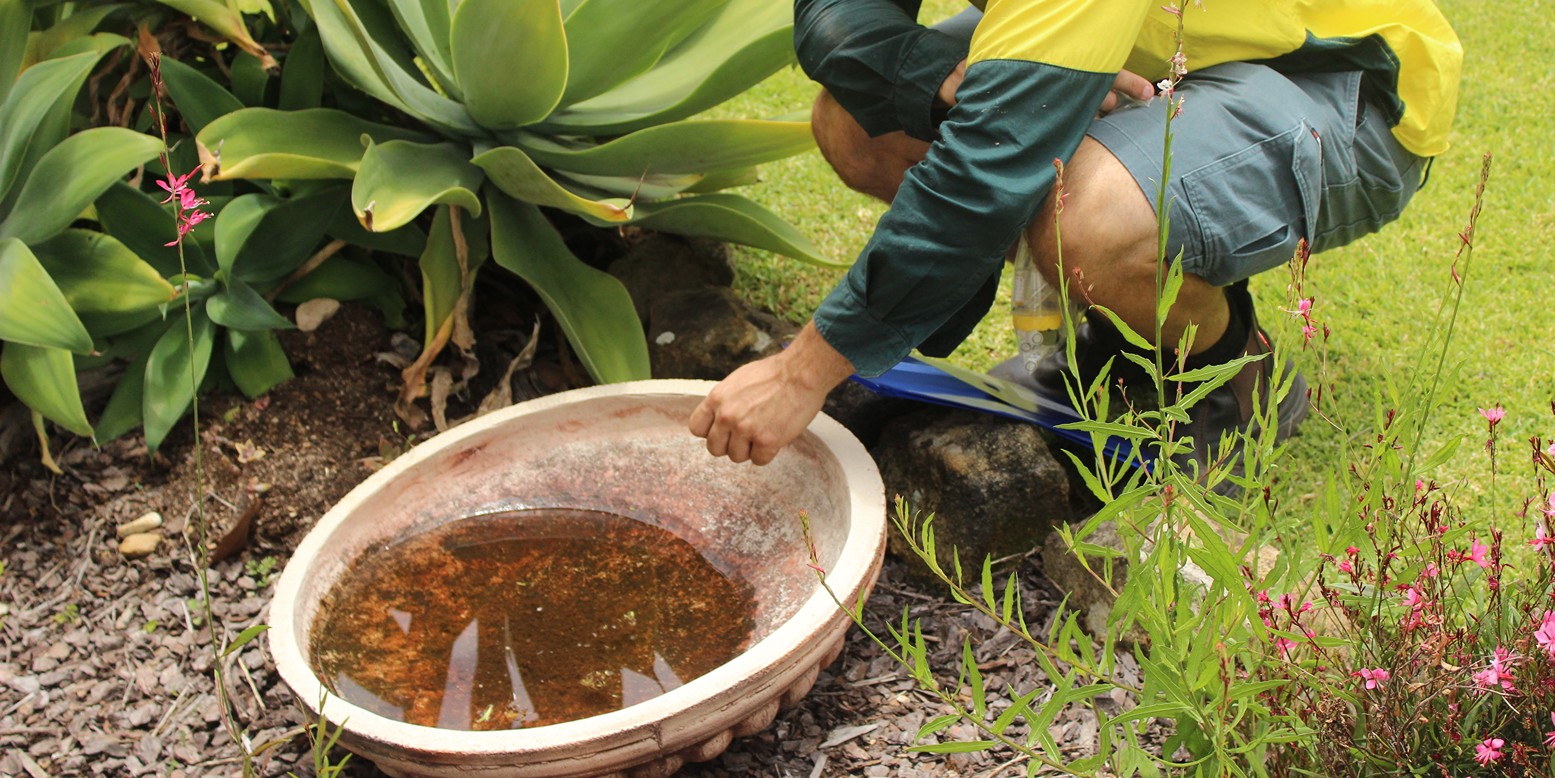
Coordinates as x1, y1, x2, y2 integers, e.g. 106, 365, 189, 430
1099, 91, 1119, 114
689, 399, 714, 438
1113, 69, 1155, 101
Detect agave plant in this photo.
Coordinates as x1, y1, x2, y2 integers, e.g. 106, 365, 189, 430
195, 0, 829, 415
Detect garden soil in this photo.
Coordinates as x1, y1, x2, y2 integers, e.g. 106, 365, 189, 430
0, 305, 1131, 777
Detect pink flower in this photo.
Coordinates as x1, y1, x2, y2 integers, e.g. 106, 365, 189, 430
1545, 712, 1555, 747
1273, 637, 1297, 658
1301, 323, 1317, 341
1475, 737, 1505, 765
1354, 667, 1390, 690
1536, 611, 1555, 659
1338, 559, 1353, 574
1421, 561, 1440, 579
1402, 587, 1427, 611
1160, 3, 1182, 17
1480, 406, 1506, 425
1543, 492, 1555, 520
1466, 539, 1491, 569
1473, 649, 1517, 693
1415, 478, 1426, 492
1533, 522, 1555, 550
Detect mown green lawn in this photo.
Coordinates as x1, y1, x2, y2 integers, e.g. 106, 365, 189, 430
714, 0, 1554, 520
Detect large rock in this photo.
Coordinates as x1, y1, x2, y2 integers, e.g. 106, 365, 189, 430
871, 409, 1072, 585
609, 234, 736, 323
648, 287, 798, 380
821, 381, 918, 450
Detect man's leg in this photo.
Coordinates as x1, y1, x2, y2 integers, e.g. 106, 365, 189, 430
809, 91, 929, 204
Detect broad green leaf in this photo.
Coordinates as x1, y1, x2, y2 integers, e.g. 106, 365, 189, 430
155, 0, 277, 69
31, 230, 177, 314
471, 146, 630, 223
197, 107, 429, 181
27, 3, 123, 71
518, 118, 811, 177
326, 207, 427, 257
277, 23, 325, 110
450, 0, 565, 129
623, 194, 833, 266
559, 170, 704, 200
0, 127, 163, 245
295, 0, 476, 135
0, 50, 103, 205
207, 277, 293, 331
415, 206, 490, 350
559, 0, 726, 106
0, 342, 93, 437
275, 256, 397, 303
543, 0, 791, 135
158, 57, 244, 135
230, 51, 271, 107
95, 181, 215, 277
487, 192, 648, 383
0, 238, 92, 353
225, 329, 292, 398
214, 187, 348, 282
143, 307, 215, 452
352, 140, 483, 232
95, 350, 149, 441
0, 0, 33, 105
383, 0, 456, 97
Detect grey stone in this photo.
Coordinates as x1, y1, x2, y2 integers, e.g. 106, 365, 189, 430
871, 409, 1071, 586
821, 381, 917, 450
647, 287, 797, 380
608, 234, 735, 323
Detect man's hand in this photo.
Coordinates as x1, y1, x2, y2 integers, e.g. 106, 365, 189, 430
936, 59, 1154, 115
689, 322, 856, 465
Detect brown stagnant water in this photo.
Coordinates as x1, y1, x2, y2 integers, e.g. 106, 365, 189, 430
309, 508, 756, 731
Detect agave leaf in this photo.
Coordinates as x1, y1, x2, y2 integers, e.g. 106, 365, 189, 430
0, 127, 163, 245
31, 229, 177, 314
230, 51, 272, 107
225, 328, 293, 398
558, 171, 705, 200
487, 191, 648, 383
277, 23, 325, 110
297, 0, 476, 135
275, 256, 397, 303
518, 118, 811, 177
352, 140, 484, 233
142, 306, 215, 452
95, 181, 215, 277
155, 0, 278, 69
543, 0, 791, 135
0, 342, 93, 437
25, 2, 123, 71
0, 238, 93, 354
683, 165, 761, 193
383, 0, 456, 98
207, 276, 294, 331
326, 206, 427, 257
0, 50, 104, 207
416, 205, 490, 353
151, 57, 244, 136
197, 107, 429, 180
470, 145, 630, 223
624, 194, 837, 267
559, 0, 726, 107
0, 0, 33, 104
450, 0, 566, 129
95, 348, 149, 442
213, 186, 348, 282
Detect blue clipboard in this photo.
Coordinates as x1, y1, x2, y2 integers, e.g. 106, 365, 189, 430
849, 354, 1145, 467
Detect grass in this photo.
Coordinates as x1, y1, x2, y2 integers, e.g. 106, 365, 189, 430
713, 0, 1554, 519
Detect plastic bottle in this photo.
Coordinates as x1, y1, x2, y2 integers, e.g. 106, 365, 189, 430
1010, 237, 1067, 374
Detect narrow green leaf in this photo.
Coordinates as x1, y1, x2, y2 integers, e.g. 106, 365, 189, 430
158, 57, 244, 135
450, 0, 566, 129
142, 307, 215, 452
277, 24, 325, 110
1155, 259, 1183, 324
1165, 352, 1264, 384
559, 0, 726, 106
352, 140, 483, 233
979, 559, 996, 613
0, 127, 163, 245
221, 623, 270, 658
95, 349, 149, 441
0, 342, 93, 437
519, 118, 812, 177
32, 230, 176, 316
0, 0, 34, 106
916, 713, 961, 741
224, 328, 292, 399
198, 107, 430, 181
154, 0, 277, 68
1057, 419, 1157, 441
0, 238, 93, 354
0, 50, 103, 205
1090, 305, 1154, 351
544, 0, 792, 135
214, 187, 348, 283
29, 5, 124, 67
471, 146, 631, 223
275, 256, 398, 304
907, 741, 997, 755
486, 191, 648, 383
963, 640, 986, 719
622, 194, 833, 266
208, 277, 293, 332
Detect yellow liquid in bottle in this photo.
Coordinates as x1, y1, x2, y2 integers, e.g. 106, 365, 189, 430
1012, 312, 1063, 332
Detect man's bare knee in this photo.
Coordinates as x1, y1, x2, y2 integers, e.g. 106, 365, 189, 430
1026, 138, 1157, 290
811, 90, 928, 203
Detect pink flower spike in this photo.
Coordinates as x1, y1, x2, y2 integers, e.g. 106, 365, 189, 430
1479, 405, 1506, 425
1354, 667, 1390, 690
1160, 3, 1182, 16
1543, 491, 1555, 519
1475, 737, 1505, 765
1536, 611, 1555, 659
1546, 712, 1555, 747
1273, 636, 1296, 658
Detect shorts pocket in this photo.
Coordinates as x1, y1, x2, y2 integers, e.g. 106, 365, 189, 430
1181, 123, 1320, 286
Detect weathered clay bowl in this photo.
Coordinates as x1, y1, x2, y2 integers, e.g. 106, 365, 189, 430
269, 379, 886, 777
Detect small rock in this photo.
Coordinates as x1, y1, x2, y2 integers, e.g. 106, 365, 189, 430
608, 233, 735, 322
118, 532, 162, 559
647, 287, 796, 380
295, 298, 342, 332
116, 511, 164, 540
